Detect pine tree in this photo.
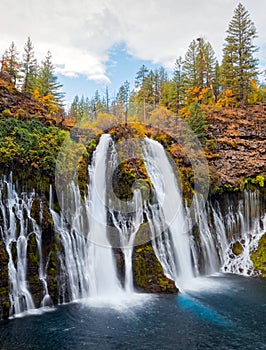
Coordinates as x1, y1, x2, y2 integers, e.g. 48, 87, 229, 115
0, 50, 8, 72
221, 3, 258, 105
183, 40, 199, 88
37, 51, 64, 106
186, 100, 207, 143
172, 57, 185, 112
183, 38, 216, 103
160, 57, 184, 113
68, 95, 79, 120
117, 80, 130, 123
4, 42, 21, 85
21, 37, 37, 95
213, 61, 222, 99
135, 64, 149, 121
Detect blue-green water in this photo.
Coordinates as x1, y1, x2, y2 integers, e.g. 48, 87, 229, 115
0, 274, 265, 350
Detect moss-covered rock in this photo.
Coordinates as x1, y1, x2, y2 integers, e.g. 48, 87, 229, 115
0, 241, 10, 319
27, 234, 42, 306
46, 242, 60, 302
251, 234, 266, 277
232, 241, 243, 256
133, 242, 178, 293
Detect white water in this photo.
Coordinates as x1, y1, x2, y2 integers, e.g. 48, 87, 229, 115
110, 189, 143, 292
0, 174, 50, 315
221, 190, 266, 275
107, 139, 144, 293
187, 190, 266, 278
143, 137, 194, 288
85, 134, 122, 297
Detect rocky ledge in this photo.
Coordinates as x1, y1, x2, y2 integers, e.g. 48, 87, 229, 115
205, 105, 266, 189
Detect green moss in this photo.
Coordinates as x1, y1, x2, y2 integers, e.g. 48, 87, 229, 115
112, 158, 151, 201
212, 183, 240, 195
0, 117, 68, 177
232, 241, 243, 256
31, 198, 41, 224
242, 176, 266, 190
251, 234, 266, 277
2, 109, 13, 117
133, 242, 178, 293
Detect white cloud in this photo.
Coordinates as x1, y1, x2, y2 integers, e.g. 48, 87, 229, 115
0, 0, 265, 83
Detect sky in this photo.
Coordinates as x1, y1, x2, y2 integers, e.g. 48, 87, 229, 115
0, 0, 265, 106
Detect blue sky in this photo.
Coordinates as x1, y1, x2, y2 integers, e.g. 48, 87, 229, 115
0, 0, 265, 107
58, 43, 163, 106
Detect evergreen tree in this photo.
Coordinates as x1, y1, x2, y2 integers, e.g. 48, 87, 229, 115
183, 38, 216, 102
68, 95, 79, 120
21, 37, 37, 95
221, 3, 258, 105
4, 42, 21, 85
183, 40, 199, 88
37, 51, 64, 106
186, 100, 207, 143
117, 80, 130, 123
172, 57, 185, 112
0, 50, 8, 72
160, 57, 184, 113
213, 61, 222, 99
135, 64, 149, 120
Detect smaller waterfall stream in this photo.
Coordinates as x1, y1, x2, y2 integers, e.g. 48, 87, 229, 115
110, 189, 143, 293
0, 175, 51, 315
221, 190, 266, 275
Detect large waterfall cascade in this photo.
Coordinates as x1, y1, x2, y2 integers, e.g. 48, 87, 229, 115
0, 134, 265, 317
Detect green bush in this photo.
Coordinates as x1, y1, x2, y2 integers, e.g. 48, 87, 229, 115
0, 117, 68, 176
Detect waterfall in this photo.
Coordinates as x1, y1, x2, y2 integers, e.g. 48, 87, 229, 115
107, 139, 144, 293
143, 137, 194, 288
85, 134, 122, 297
189, 195, 228, 275
221, 190, 266, 276
187, 191, 266, 278
0, 174, 51, 316
142, 137, 266, 285
110, 189, 143, 292
50, 204, 89, 302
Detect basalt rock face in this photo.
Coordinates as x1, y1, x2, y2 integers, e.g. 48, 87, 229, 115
0, 79, 47, 117
0, 79, 66, 128
205, 105, 266, 188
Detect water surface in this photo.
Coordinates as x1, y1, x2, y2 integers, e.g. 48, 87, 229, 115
1, 274, 265, 350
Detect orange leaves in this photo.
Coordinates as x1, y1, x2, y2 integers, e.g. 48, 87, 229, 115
32, 88, 59, 114
184, 86, 213, 105
216, 89, 236, 108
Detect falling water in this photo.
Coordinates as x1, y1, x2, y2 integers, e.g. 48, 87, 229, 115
110, 190, 143, 292
85, 134, 122, 297
143, 137, 194, 288
187, 190, 266, 278
107, 139, 144, 293
0, 174, 51, 315
221, 190, 266, 276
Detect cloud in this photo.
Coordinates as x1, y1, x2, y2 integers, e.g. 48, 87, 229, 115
0, 0, 265, 83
